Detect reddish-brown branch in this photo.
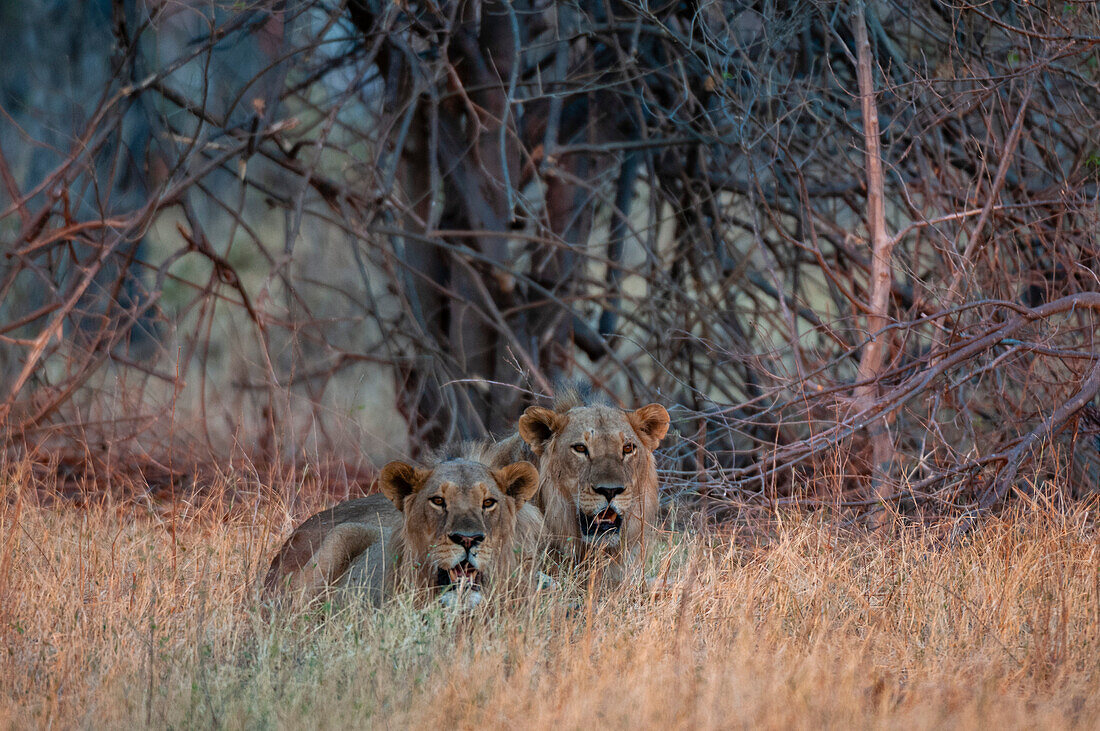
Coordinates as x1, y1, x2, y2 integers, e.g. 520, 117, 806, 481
851, 0, 896, 509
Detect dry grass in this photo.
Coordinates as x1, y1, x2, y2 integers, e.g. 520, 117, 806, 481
2, 463, 1099, 730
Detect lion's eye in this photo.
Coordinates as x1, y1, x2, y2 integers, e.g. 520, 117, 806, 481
482, 498, 497, 509
429, 496, 445, 507
623, 443, 635, 455
571, 443, 588, 455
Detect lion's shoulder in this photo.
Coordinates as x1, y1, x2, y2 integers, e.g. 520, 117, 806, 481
263, 494, 399, 598
305, 494, 396, 529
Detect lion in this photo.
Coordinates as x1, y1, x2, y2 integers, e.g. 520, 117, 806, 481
497, 388, 670, 581
263, 443, 543, 610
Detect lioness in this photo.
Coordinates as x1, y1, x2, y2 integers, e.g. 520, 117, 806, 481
264, 443, 542, 610
501, 389, 670, 580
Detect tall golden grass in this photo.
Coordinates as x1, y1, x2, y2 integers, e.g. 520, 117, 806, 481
2, 461, 1099, 729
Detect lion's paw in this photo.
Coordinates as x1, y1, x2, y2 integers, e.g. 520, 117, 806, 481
439, 588, 483, 612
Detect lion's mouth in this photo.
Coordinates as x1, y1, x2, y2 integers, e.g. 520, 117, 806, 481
580, 507, 622, 538
436, 559, 482, 591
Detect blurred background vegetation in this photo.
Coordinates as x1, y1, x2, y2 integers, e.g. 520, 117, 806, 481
2, 0, 1099, 514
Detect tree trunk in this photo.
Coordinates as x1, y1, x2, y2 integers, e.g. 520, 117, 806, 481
851, 0, 896, 519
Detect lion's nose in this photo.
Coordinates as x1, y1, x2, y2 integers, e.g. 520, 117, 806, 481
449, 531, 484, 549
594, 484, 624, 502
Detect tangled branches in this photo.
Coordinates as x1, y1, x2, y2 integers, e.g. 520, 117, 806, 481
1, 0, 1099, 513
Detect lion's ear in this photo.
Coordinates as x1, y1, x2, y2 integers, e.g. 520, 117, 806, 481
518, 406, 563, 455
380, 461, 429, 511
628, 403, 670, 450
493, 461, 540, 504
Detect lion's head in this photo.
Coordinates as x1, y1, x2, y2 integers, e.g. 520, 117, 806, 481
518, 392, 669, 561
380, 455, 540, 603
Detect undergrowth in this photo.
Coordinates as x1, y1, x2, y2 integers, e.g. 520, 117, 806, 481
2, 461, 1098, 729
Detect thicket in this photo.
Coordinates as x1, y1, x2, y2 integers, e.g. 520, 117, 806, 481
2, 1, 1100, 515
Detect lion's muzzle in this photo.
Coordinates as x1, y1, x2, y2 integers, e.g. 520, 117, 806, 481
448, 530, 484, 549
436, 559, 482, 589
593, 484, 624, 502
436, 530, 486, 592
579, 483, 626, 542
580, 506, 623, 539
436, 556, 484, 612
